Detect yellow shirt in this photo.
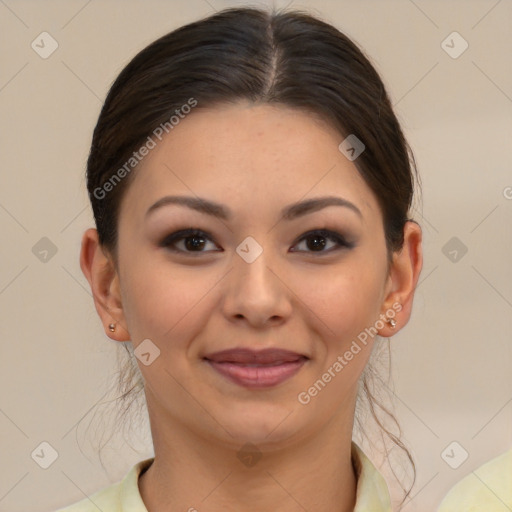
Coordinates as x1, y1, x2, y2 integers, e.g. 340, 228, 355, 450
437, 448, 512, 511
55, 442, 392, 511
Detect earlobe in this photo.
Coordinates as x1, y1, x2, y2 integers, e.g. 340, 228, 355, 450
379, 221, 423, 336
79, 228, 130, 342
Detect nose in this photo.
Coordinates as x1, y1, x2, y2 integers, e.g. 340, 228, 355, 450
221, 241, 292, 328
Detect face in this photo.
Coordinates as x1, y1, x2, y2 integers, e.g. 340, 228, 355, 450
113, 102, 395, 449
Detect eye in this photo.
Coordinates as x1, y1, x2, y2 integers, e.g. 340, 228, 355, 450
159, 228, 220, 255
291, 229, 354, 254
160, 228, 354, 255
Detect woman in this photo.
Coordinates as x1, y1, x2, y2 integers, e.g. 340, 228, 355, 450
57, 6, 422, 511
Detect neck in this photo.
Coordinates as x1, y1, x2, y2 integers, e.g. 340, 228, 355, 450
139, 407, 358, 512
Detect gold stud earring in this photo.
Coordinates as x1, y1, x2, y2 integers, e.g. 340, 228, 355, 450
109, 323, 116, 332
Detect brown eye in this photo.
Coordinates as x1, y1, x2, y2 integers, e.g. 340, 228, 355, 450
160, 229, 220, 254
160, 228, 354, 256
291, 229, 354, 254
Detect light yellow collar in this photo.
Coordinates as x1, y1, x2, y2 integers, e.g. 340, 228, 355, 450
351, 441, 393, 511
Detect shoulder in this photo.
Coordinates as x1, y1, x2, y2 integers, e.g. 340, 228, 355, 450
437, 448, 512, 511
53, 458, 154, 512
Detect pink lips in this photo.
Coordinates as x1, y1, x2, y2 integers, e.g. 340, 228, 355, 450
204, 348, 308, 389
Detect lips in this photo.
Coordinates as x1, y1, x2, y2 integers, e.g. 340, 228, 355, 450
204, 348, 307, 365
203, 348, 308, 388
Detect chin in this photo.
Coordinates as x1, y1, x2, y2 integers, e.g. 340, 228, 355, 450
217, 403, 305, 447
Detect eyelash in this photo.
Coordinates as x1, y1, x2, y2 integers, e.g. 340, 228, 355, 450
159, 228, 354, 256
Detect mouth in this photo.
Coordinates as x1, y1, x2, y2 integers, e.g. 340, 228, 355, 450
203, 348, 309, 389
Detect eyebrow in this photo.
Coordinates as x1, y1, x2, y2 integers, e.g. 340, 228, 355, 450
145, 195, 363, 221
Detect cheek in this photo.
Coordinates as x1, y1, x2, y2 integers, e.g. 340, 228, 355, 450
295, 257, 384, 350
119, 254, 219, 348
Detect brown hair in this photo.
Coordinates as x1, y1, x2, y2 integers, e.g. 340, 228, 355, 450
85, 6, 419, 505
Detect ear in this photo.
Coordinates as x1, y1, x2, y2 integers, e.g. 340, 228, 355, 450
79, 228, 130, 342
378, 221, 423, 337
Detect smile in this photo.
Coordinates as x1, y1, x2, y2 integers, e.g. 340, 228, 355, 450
203, 348, 309, 389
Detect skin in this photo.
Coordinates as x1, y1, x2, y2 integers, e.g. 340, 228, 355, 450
80, 102, 422, 512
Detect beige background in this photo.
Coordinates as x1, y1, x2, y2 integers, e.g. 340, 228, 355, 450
1, 0, 511, 511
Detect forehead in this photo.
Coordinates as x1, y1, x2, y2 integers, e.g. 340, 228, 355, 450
120, 102, 379, 225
